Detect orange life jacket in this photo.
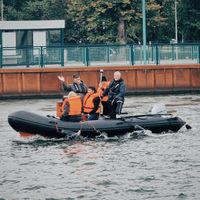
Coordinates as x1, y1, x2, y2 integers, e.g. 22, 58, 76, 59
83, 93, 100, 114
56, 101, 63, 118
97, 81, 110, 102
62, 96, 82, 116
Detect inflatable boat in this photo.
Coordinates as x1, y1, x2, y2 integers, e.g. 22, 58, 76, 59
8, 110, 186, 138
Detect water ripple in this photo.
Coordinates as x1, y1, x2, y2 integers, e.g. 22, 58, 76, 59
1, 95, 200, 199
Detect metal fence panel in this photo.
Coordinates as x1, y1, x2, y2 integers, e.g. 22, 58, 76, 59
0, 44, 199, 68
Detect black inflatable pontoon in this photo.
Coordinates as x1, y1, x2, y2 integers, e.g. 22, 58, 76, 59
8, 111, 186, 138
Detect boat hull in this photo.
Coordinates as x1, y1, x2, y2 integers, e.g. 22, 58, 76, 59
8, 111, 186, 138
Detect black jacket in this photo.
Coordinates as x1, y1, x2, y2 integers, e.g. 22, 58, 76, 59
90, 96, 100, 114
62, 81, 87, 94
103, 79, 126, 101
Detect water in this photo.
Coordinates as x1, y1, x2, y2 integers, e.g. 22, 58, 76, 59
0, 95, 200, 200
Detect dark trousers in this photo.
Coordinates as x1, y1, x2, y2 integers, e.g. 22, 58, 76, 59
101, 101, 110, 115
88, 113, 99, 121
109, 99, 124, 119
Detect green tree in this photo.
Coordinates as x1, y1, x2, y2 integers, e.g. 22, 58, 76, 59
146, 0, 174, 43
4, 0, 66, 20
2, 0, 200, 43
66, 0, 140, 44
178, 0, 200, 42
3, 0, 28, 20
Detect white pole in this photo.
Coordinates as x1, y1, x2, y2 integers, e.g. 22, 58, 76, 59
175, 0, 178, 59
142, 0, 147, 65
175, 0, 178, 43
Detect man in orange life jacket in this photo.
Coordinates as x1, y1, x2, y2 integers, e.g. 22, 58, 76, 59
97, 76, 110, 115
60, 91, 82, 122
83, 86, 100, 121
102, 71, 126, 119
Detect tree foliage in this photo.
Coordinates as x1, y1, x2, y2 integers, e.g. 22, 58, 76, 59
178, 0, 200, 42
2, 0, 200, 44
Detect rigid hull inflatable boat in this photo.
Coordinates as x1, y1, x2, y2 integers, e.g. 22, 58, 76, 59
8, 111, 186, 138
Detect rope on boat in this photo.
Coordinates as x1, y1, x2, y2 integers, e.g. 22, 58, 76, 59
120, 117, 145, 131
46, 115, 60, 133
84, 121, 102, 135
55, 121, 59, 133
59, 121, 83, 138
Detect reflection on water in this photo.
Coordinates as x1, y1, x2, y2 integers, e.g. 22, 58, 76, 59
64, 142, 85, 156
0, 94, 200, 200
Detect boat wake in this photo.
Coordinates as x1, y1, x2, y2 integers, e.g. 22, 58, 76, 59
12, 129, 152, 146
12, 123, 191, 146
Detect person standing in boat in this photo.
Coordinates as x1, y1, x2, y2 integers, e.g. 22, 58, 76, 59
97, 75, 110, 115
60, 91, 82, 122
58, 73, 87, 99
83, 86, 101, 120
102, 71, 126, 119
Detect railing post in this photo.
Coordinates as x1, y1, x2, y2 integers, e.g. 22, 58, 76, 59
198, 45, 200, 64
40, 46, 44, 68
151, 44, 154, 62
86, 46, 89, 66
61, 29, 64, 67
0, 31, 2, 68
82, 46, 85, 65
61, 45, 64, 67
191, 45, 194, 60
130, 44, 134, 65
155, 44, 159, 65
172, 44, 175, 61
25, 46, 30, 68
107, 46, 110, 63
0, 44, 2, 68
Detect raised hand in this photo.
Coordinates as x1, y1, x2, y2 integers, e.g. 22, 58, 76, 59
58, 75, 65, 82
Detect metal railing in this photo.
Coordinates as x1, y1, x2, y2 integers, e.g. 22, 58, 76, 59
0, 44, 199, 68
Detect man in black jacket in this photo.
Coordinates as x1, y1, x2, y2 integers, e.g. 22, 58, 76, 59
102, 71, 126, 119
58, 73, 87, 99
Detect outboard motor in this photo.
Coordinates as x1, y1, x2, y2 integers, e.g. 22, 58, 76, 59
148, 103, 167, 114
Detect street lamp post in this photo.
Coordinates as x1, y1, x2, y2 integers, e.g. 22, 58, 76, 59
175, 0, 178, 43
174, 0, 178, 60
142, 0, 147, 64
1, 0, 3, 21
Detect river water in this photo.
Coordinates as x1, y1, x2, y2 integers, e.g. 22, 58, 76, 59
0, 95, 200, 200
